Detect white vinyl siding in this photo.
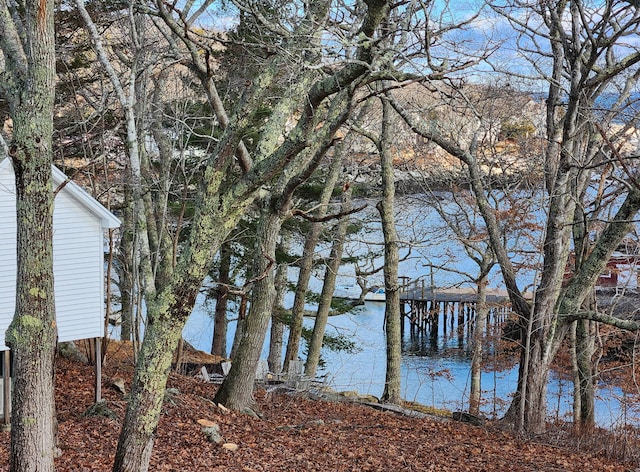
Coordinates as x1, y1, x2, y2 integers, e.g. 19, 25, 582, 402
0, 168, 17, 349
0, 160, 118, 350
52, 189, 105, 342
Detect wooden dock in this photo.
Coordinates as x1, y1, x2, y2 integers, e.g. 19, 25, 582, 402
399, 281, 512, 337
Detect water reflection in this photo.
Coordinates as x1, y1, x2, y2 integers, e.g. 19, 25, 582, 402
403, 334, 470, 359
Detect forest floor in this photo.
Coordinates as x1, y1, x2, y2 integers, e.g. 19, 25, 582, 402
2, 340, 640, 471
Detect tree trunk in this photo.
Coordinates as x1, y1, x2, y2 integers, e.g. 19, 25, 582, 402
469, 277, 488, 416
283, 152, 342, 371
214, 205, 282, 410
268, 236, 290, 374
119, 187, 135, 342
305, 186, 351, 377
1, 0, 58, 468
574, 318, 595, 428
230, 302, 247, 361
378, 95, 401, 404
211, 241, 231, 358
521, 345, 551, 433
570, 204, 596, 429
112, 179, 256, 471
9, 143, 58, 472
268, 315, 285, 376
503, 304, 569, 433
570, 322, 581, 425
112, 316, 184, 472
503, 119, 576, 431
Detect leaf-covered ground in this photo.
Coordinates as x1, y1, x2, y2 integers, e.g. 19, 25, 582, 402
0, 342, 637, 471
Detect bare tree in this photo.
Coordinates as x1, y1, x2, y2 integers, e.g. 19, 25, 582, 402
390, 0, 640, 433
377, 93, 403, 403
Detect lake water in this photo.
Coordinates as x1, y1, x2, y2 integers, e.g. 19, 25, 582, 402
181, 295, 639, 430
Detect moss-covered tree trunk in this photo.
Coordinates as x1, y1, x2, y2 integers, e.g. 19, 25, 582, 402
573, 318, 596, 427
0, 0, 58, 469
112, 202, 251, 471
111, 318, 183, 472
112, 169, 256, 471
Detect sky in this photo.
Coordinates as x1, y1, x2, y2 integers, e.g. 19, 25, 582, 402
182, 0, 640, 97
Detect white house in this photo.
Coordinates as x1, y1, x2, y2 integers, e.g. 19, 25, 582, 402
0, 158, 120, 422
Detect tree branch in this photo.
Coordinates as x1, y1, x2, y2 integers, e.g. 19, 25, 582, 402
0, 0, 28, 99
153, 0, 254, 173
563, 310, 640, 332
561, 187, 640, 311
292, 202, 368, 223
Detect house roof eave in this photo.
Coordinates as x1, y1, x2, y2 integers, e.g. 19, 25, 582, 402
0, 158, 121, 230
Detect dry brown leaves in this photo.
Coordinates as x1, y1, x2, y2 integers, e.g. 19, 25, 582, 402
0, 347, 634, 472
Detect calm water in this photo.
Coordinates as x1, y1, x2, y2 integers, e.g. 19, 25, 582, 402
181, 296, 639, 429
